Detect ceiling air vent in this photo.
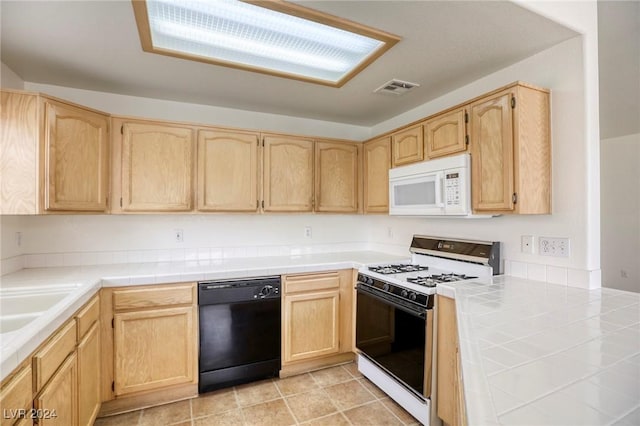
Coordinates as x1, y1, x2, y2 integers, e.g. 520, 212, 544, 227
374, 79, 420, 96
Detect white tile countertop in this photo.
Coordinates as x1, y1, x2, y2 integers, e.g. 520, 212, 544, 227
438, 276, 640, 426
0, 251, 406, 381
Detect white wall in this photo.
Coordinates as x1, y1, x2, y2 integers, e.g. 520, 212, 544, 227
0, 216, 26, 274
23, 83, 370, 142
3, 214, 371, 267
1, 62, 24, 90
600, 133, 640, 293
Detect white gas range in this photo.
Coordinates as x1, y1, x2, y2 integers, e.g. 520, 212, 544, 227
355, 235, 501, 425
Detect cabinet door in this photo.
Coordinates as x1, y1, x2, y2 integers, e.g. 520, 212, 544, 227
35, 353, 78, 426
121, 122, 194, 211
1, 91, 39, 214
197, 130, 259, 212
391, 124, 423, 167
77, 323, 100, 426
470, 91, 515, 212
315, 141, 358, 212
363, 137, 391, 213
263, 136, 314, 212
43, 100, 109, 212
0, 365, 32, 426
283, 291, 340, 364
114, 307, 195, 395
424, 108, 466, 159
436, 296, 464, 426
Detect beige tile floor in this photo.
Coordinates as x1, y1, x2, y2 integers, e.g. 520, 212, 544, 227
94, 363, 421, 426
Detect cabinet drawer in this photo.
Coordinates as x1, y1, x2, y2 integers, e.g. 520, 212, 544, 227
33, 320, 76, 392
113, 284, 194, 311
76, 295, 99, 340
284, 272, 340, 294
0, 365, 32, 426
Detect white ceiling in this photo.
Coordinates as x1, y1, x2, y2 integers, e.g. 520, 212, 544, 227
1, 1, 577, 126
597, 0, 640, 140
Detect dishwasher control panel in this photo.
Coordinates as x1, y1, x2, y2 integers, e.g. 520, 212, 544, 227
198, 276, 281, 305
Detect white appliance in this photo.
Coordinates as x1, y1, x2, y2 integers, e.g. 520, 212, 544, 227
389, 153, 473, 216
355, 235, 501, 425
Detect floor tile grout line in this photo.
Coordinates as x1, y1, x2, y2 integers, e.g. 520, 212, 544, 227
232, 384, 250, 426
273, 376, 301, 425
284, 381, 341, 424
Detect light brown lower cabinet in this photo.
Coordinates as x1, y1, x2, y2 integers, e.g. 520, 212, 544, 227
284, 289, 340, 363
109, 283, 197, 399
436, 295, 466, 426
114, 307, 196, 396
0, 365, 33, 426
281, 270, 354, 374
34, 352, 78, 426
77, 322, 101, 426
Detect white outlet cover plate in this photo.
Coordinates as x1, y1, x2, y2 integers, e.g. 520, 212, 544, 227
521, 235, 534, 254
539, 237, 570, 257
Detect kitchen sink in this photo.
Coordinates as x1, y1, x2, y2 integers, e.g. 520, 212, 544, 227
0, 285, 79, 334
0, 313, 41, 334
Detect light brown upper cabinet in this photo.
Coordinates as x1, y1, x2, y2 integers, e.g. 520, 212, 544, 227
115, 120, 195, 212
469, 83, 550, 214
197, 129, 259, 212
391, 124, 424, 167
315, 141, 359, 213
43, 100, 110, 212
262, 135, 314, 212
1, 90, 110, 214
424, 108, 467, 159
363, 136, 391, 213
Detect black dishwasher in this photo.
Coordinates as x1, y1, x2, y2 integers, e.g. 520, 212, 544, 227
198, 276, 281, 393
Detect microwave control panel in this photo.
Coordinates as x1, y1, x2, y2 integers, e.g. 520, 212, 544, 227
444, 167, 467, 213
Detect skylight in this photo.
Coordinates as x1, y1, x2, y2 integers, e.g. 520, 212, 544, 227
132, 0, 400, 87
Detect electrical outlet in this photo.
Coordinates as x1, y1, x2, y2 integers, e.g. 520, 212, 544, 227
174, 229, 184, 243
304, 226, 312, 238
621, 269, 628, 278
539, 237, 570, 257
521, 235, 534, 254
15, 232, 22, 247
387, 227, 393, 239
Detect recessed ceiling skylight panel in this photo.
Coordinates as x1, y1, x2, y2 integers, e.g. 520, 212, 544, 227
134, 0, 400, 86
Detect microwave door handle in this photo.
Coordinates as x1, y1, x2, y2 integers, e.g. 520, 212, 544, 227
436, 172, 445, 208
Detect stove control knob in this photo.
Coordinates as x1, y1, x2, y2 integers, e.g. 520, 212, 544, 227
357, 274, 363, 282
401, 289, 409, 298
408, 292, 417, 301
382, 283, 390, 292
367, 277, 374, 285
259, 285, 273, 297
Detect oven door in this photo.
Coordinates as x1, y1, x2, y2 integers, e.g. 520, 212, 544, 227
355, 283, 433, 399
389, 171, 444, 215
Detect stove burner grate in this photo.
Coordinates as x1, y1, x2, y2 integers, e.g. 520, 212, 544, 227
368, 264, 429, 275
406, 273, 478, 287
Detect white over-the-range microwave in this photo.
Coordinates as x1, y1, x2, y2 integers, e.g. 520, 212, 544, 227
389, 153, 490, 217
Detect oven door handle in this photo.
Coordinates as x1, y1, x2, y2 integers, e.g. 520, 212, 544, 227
356, 285, 426, 319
